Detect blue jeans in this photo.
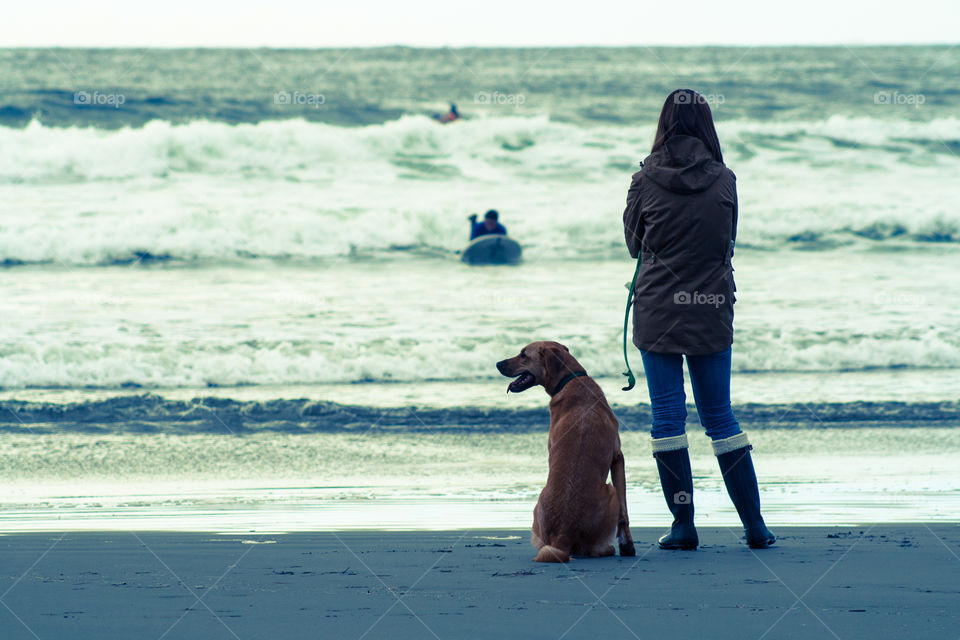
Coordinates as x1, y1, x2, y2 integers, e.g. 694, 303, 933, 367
640, 347, 742, 441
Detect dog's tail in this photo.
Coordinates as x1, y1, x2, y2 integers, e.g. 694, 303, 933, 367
534, 544, 571, 563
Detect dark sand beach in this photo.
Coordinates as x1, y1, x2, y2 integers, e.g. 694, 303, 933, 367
2, 525, 958, 639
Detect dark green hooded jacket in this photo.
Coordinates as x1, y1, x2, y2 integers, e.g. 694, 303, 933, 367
623, 134, 738, 355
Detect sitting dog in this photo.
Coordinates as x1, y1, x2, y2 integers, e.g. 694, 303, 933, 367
497, 341, 635, 562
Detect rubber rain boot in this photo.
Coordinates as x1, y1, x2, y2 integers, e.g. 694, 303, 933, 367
652, 434, 699, 550
714, 433, 776, 549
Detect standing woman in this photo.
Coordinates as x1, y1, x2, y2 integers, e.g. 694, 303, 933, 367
623, 89, 775, 550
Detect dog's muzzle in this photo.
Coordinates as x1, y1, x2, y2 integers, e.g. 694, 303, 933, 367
497, 360, 537, 393
506, 371, 536, 393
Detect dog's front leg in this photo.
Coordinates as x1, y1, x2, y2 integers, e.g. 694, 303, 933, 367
611, 450, 635, 556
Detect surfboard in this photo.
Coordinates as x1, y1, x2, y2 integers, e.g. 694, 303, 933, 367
460, 235, 522, 265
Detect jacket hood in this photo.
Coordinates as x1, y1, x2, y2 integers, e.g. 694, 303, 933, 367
641, 135, 725, 194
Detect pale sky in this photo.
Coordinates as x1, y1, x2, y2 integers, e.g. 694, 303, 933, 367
3, 0, 958, 47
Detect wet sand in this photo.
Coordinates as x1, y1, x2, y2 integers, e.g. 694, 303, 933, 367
1, 525, 958, 639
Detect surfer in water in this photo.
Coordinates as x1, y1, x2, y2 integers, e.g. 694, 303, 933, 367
469, 210, 507, 240
433, 103, 460, 124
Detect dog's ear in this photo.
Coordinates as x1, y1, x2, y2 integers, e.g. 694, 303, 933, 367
544, 345, 568, 376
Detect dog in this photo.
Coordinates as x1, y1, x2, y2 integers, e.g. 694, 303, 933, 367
497, 341, 635, 562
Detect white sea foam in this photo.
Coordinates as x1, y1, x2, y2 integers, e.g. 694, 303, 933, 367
0, 310, 957, 389
3, 114, 959, 181
1, 116, 958, 266
1, 118, 958, 392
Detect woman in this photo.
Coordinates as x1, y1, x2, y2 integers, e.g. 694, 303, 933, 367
623, 89, 775, 550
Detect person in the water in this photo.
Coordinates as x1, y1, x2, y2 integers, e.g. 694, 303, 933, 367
469, 210, 507, 240
434, 103, 460, 124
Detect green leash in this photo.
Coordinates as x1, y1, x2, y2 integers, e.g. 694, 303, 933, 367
621, 253, 642, 391
621, 160, 645, 392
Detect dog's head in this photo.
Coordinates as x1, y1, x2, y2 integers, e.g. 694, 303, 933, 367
496, 341, 574, 394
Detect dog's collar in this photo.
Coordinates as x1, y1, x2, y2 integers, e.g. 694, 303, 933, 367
551, 371, 587, 395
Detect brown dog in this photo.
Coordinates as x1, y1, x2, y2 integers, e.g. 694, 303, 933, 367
497, 341, 635, 562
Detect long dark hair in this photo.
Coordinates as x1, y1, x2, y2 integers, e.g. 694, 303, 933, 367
652, 89, 723, 163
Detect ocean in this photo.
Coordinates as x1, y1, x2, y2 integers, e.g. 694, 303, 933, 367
1, 46, 958, 531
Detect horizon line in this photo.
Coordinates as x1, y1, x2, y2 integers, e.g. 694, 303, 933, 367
2, 41, 959, 50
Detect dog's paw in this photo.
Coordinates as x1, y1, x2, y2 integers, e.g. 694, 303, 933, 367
619, 541, 636, 557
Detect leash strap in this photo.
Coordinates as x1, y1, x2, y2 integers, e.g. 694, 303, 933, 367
621, 254, 642, 391
622, 161, 644, 392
